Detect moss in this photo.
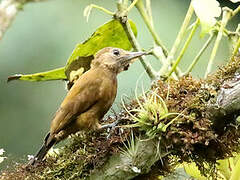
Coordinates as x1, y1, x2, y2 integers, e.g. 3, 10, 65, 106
207, 54, 240, 89
0, 126, 131, 180
1, 56, 240, 179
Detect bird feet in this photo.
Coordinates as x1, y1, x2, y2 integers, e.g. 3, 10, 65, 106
100, 120, 120, 139
101, 120, 119, 129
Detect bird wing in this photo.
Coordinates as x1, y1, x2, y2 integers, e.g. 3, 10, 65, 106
50, 70, 102, 135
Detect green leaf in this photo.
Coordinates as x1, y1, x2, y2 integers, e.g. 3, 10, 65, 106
7, 67, 66, 82
230, 155, 240, 180
65, 19, 137, 80
192, 0, 221, 37
8, 19, 137, 83
183, 162, 207, 180
217, 158, 233, 179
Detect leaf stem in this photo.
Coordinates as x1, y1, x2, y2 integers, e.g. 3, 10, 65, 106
159, 3, 194, 76
231, 5, 240, 20
127, 0, 138, 12
121, 19, 157, 80
88, 4, 114, 16
204, 7, 232, 78
134, 0, 181, 78
145, 0, 153, 26
167, 19, 200, 78
231, 24, 240, 57
184, 33, 215, 75
123, 0, 129, 7
115, 1, 157, 80
232, 37, 240, 57
135, 0, 168, 57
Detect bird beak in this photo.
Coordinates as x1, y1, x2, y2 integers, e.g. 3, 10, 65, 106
124, 51, 146, 62
119, 51, 146, 65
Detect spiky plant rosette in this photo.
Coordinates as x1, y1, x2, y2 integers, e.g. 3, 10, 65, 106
122, 58, 240, 175
2, 56, 240, 179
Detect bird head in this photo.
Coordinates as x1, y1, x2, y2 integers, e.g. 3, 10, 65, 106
91, 47, 146, 73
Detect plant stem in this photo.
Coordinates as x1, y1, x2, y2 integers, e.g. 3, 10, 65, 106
127, 0, 138, 12
134, 0, 182, 78
87, 4, 114, 16
231, 24, 240, 57
204, 8, 232, 78
231, 5, 240, 20
167, 19, 200, 78
184, 33, 215, 75
159, 3, 194, 76
145, 0, 153, 26
121, 19, 156, 80
116, 0, 157, 80
123, 0, 129, 7
232, 37, 240, 57
135, 0, 168, 57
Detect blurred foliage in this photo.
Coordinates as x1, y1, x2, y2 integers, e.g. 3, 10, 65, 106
183, 154, 240, 180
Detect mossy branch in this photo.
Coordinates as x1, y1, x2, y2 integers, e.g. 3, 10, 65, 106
2, 55, 240, 180
88, 139, 161, 180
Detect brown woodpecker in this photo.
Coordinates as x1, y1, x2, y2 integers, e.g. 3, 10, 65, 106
28, 47, 145, 166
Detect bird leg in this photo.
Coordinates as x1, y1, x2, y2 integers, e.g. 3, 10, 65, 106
101, 119, 120, 130
100, 120, 121, 139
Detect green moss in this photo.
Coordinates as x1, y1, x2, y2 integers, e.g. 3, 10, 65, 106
2, 56, 240, 179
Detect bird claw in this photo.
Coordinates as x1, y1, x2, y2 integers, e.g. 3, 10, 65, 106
101, 120, 119, 130
101, 120, 120, 139
25, 157, 41, 170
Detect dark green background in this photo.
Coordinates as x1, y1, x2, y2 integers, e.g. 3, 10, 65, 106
0, 0, 238, 169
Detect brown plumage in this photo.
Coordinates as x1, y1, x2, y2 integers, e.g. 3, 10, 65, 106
28, 47, 145, 166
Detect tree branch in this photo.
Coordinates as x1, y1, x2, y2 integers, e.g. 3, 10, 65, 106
88, 139, 162, 180
0, 0, 48, 40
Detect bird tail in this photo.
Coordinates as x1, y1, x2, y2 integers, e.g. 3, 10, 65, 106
28, 132, 56, 166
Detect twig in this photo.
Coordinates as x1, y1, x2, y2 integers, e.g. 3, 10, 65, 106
120, 17, 156, 80
159, 3, 194, 76
127, 0, 138, 12
204, 8, 232, 78
232, 37, 240, 57
135, 0, 168, 57
115, 1, 156, 80
231, 25, 240, 57
135, 0, 181, 78
0, 0, 47, 41
231, 5, 240, 20
145, 0, 153, 27
84, 4, 114, 18
167, 19, 200, 78
184, 33, 215, 75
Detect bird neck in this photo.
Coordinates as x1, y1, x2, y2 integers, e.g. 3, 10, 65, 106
91, 63, 119, 75
93, 65, 118, 84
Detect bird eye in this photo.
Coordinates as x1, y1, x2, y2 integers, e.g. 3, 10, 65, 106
113, 49, 120, 56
